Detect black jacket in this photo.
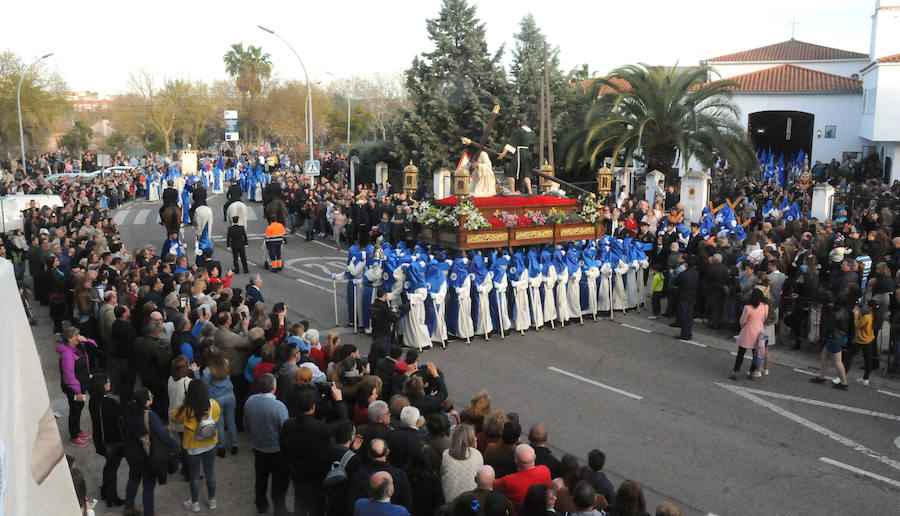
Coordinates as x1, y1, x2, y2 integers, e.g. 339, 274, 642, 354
534, 445, 561, 479
109, 319, 137, 359
387, 426, 427, 468
133, 336, 171, 388
370, 299, 398, 340
409, 376, 448, 416
226, 184, 243, 202
162, 187, 178, 206
89, 394, 123, 455
280, 401, 348, 483
673, 267, 699, 300
226, 224, 248, 249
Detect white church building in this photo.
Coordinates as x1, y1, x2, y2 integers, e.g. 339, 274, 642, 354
702, 0, 900, 181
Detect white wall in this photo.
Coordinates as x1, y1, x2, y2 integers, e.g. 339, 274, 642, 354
861, 64, 900, 141
870, 1, 900, 60
710, 60, 869, 80
733, 92, 864, 164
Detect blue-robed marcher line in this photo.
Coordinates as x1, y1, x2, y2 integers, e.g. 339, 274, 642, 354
488, 252, 511, 332
446, 257, 473, 338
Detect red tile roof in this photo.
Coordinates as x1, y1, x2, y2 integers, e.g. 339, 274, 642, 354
708, 39, 868, 62
860, 52, 900, 73
712, 64, 862, 93
577, 77, 632, 95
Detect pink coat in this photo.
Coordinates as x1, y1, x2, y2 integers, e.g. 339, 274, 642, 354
738, 303, 768, 349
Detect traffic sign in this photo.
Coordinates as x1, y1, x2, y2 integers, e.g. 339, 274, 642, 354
305, 160, 320, 176
224, 110, 239, 141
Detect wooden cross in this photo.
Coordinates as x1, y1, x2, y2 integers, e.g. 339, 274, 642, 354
708, 197, 752, 227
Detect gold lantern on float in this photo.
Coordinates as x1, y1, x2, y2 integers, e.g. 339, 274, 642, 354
403, 160, 419, 196
539, 160, 557, 192
597, 163, 613, 199
452, 163, 470, 200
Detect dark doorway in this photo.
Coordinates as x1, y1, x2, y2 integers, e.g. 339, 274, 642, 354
748, 111, 814, 161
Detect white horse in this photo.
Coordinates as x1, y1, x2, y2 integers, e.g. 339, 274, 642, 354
194, 205, 214, 258
226, 200, 248, 227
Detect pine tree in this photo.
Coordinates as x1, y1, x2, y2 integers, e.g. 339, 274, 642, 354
394, 0, 513, 173
508, 14, 573, 168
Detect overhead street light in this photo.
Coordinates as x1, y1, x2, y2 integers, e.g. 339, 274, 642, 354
17, 52, 53, 171
258, 25, 314, 164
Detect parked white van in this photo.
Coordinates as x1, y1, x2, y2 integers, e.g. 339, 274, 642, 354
1, 194, 64, 233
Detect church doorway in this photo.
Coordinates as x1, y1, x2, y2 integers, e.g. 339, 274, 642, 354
748, 111, 814, 161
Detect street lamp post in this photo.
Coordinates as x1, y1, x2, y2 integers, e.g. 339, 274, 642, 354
257, 25, 314, 165
17, 53, 53, 172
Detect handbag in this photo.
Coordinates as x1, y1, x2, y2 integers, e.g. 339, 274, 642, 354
139, 412, 152, 456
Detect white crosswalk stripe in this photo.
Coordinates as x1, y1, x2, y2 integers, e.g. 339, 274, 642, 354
133, 209, 151, 225
246, 207, 258, 221
112, 210, 129, 225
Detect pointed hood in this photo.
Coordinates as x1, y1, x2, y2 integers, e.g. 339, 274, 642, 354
365, 244, 377, 266
509, 251, 526, 279
425, 259, 446, 294
347, 245, 362, 265
469, 252, 490, 286
539, 250, 553, 275
527, 250, 542, 278
449, 258, 469, 288
406, 262, 426, 292
565, 247, 580, 274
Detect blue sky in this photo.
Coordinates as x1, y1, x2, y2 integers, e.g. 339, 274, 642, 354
4, 0, 876, 95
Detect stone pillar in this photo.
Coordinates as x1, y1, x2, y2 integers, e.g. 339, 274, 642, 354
811, 183, 835, 221
614, 168, 633, 198
645, 170, 665, 205
680, 169, 711, 223
375, 162, 388, 187
433, 168, 451, 198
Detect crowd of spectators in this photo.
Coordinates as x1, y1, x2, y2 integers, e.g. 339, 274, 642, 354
5, 148, 900, 516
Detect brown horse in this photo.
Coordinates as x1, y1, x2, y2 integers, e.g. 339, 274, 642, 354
161, 204, 182, 235
265, 198, 287, 224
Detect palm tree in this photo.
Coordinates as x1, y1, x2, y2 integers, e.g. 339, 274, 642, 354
564, 63, 755, 178
223, 43, 273, 97
223, 43, 272, 143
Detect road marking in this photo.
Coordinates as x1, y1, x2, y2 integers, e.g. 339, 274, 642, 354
725, 383, 900, 421
113, 210, 129, 225
877, 389, 900, 399
246, 208, 258, 221
621, 323, 651, 333
678, 339, 707, 347
730, 351, 738, 356
548, 366, 643, 400
311, 240, 347, 253
133, 209, 150, 225
296, 277, 335, 294
793, 368, 836, 382
818, 457, 900, 489
717, 382, 900, 472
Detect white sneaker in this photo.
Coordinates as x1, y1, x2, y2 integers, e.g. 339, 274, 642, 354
647, 315, 658, 319
855, 377, 869, 386
208, 499, 217, 510
752, 371, 762, 378
183, 500, 200, 512
763, 369, 769, 376
832, 377, 841, 384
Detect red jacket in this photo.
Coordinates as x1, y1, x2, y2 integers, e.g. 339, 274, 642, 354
493, 465, 551, 509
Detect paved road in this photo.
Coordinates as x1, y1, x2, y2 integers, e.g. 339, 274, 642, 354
37, 195, 899, 515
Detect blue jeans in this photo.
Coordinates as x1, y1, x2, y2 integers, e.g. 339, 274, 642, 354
125, 460, 156, 515
214, 393, 237, 449
186, 448, 217, 503
733, 346, 760, 373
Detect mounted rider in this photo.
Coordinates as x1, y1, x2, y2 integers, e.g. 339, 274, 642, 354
159, 180, 179, 224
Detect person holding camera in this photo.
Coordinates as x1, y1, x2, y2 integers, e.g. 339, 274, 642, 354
280, 383, 348, 516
